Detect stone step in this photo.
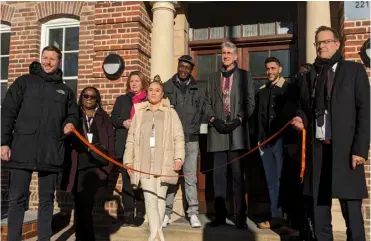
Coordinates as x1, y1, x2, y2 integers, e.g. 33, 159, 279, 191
109, 215, 299, 241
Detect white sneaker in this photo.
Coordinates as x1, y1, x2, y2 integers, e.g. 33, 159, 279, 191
162, 215, 170, 228
190, 215, 201, 228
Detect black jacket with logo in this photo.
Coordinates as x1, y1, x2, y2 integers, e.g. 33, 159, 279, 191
1, 62, 78, 172
164, 74, 206, 142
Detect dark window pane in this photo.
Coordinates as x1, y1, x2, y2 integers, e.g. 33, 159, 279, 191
64, 53, 78, 77
65, 27, 79, 51
249, 51, 268, 77
1, 57, 9, 80
1, 82, 8, 104
1, 32, 10, 55
49, 28, 63, 50
64, 79, 77, 97
271, 50, 290, 77
197, 55, 213, 82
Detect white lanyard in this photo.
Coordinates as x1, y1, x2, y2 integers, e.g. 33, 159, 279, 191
85, 107, 98, 133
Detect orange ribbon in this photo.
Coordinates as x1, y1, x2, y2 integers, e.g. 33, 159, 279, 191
72, 121, 306, 182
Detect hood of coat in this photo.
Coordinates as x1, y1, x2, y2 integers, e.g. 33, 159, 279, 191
134, 98, 172, 112
29, 61, 63, 83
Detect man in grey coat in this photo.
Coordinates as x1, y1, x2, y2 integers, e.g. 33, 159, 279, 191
205, 41, 255, 229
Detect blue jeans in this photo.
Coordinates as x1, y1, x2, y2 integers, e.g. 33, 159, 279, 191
259, 138, 283, 218
165, 141, 199, 218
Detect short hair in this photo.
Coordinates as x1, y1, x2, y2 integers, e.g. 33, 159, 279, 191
315, 25, 340, 41
42, 46, 62, 60
126, 71, 149, 92
221, 41, 237, 54
149, 74, 164, 91
264, 57, 281, 67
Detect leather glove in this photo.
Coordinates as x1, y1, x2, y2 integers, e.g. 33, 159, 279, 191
212, 118, 228, 134
225, 118, 242, 133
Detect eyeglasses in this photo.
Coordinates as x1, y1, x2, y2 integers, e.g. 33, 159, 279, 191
313, 39, 338, 47
83, 94, 97, 100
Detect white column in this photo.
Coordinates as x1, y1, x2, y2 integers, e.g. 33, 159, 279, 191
306, 1, 331, 63
151, 1, 175, 81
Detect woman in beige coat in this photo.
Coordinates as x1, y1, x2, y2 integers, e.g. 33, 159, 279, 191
123, 76, 185, 241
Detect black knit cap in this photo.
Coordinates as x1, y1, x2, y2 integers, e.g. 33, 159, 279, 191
178, 55, 195, 67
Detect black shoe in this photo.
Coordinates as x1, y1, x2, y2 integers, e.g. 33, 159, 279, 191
235, 217, 247, 229
132, 215, 145, 227
209, 218, 226, 227
122, 212, 134, 226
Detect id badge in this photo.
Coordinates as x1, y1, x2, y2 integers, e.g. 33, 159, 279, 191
150, 136, 155, 147
87, 133, 93, 143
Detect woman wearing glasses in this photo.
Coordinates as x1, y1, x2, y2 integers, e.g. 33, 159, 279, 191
111, 71, 149, 226
63, 86, 115, 241
124, 75, 185, 241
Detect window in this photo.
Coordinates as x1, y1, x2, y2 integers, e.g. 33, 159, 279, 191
1, 24, 11, 104
41, 18, 79, 95
190, 22, 294, 41
195, 53, 221, 82
248, 47, 292, 92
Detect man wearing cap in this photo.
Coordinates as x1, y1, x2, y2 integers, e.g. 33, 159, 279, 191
162, 55, 205, 228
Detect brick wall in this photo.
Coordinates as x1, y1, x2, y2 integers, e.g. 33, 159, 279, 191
0, 0, 152, 225
342, 18, 371, 240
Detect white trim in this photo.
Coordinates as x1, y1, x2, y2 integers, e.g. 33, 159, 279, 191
1, 24, 11, 84
40, 18, 80, 82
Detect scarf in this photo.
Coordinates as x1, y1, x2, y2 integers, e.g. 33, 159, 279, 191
130, 89, 147, 119
221, 62, 237, 78
313, 50, 343, 125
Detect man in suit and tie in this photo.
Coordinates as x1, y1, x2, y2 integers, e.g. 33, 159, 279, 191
204, 41, 255, 229
292, 26, 370, 241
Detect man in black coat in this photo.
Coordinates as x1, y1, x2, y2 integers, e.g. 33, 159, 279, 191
1, 46, 78, 241
292, 26, 370, 241
205, 41, 255, 229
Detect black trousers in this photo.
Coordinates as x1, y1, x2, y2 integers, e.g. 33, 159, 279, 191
213, 150, 246, 219
74, 168, 104, 241
120, 167, 145, 216
312, 142, 366, 241
7, 169, 57, 241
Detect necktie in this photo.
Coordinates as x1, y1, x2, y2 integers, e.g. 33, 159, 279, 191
223, 77, 230, 115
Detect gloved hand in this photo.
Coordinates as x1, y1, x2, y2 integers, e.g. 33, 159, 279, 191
212, 118, 228, 134
225, 118, 242, 133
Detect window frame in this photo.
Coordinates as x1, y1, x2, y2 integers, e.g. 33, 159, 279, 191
40, 18, 80, 82
1, 24, 11, 85
1, 24, 11, 104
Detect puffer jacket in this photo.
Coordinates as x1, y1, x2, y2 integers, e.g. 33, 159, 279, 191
1, 62, 78, 172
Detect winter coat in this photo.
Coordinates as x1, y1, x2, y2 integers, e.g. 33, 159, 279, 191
1, 62, 78, 172
123, 99, 185, 187
61, 108, 115, 192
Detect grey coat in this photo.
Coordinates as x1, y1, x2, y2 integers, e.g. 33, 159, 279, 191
205, 68, 255, 152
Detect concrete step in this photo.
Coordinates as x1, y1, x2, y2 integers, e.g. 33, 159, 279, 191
109, 215, 299, 241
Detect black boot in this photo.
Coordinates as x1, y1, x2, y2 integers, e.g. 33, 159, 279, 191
132, 212, 145, 227
122, 212, 134, 226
